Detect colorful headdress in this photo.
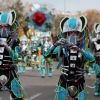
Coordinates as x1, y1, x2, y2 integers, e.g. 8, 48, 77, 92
0, 10, 20, 45
27, 4, 54, 32
60, 15, 87, 33
60, 15, 88, 50
19, 35, 28, 41
94, 23, 100, 33
0, 10, 16, 26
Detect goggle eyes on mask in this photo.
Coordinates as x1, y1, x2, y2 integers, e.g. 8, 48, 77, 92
67, 31, 80, 36
63, 31, 80, 38
0, 25, 10, 30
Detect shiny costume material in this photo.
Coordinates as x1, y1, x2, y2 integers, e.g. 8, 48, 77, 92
15, 35, 28, 73
40, 31, 54, 77
0, 10, 26, 100
30, 35, 41, 71
44, 16, 95, 100
91, 24, 100, 96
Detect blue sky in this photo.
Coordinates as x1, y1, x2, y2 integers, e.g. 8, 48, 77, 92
23, 0, 100, 13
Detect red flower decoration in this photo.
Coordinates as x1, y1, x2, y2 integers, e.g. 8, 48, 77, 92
33, 12, 46, 26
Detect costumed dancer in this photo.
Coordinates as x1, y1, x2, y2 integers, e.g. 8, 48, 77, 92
44, 15, 95, 100
89, 29, 96, 74
91, 23, 100, 96
30, 35, 41, 71
26, 28, 41, 71
40, 31, 58, 77
15, 35, 28, 73
0, 10, 28, 99
85, 27, 96, 76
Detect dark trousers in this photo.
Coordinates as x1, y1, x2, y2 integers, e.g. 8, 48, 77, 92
58, 74, 84, 98
0, 66, 23, 100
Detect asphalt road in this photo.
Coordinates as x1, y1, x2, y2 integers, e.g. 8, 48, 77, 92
0, 62, 100, 100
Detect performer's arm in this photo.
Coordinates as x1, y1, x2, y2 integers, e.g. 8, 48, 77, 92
44, 44, 57, 58
4, 40, 19, 60
82, 49, 95, 63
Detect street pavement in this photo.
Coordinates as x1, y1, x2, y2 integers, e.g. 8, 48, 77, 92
0, 62, 100, 100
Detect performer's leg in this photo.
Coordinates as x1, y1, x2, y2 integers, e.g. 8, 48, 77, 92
77, 83, 86, 100
23, 65, 26, 73
55, 75, 86, 100
18, 62, 23, 73
0, 85, 8, 91
93, 63, 100, 96
36, 63, 40, 71
94, 78, 100, 96
55, 85, 68, 100
31, 62, 34, 72
6, 66, 24, 100
0, 68, 9, 91
36, 56, 40, 71
48, 62, 53, 77
91, 67, 95, 74
41, 66, 45, 78
22, 62, 26, 73
86, 65, 91, 77
41, 57, 45, 78
54, 75, 68, 100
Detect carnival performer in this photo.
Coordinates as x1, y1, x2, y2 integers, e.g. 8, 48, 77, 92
40, 31, 57, 77
44, 15, 95, 100
26, 28, 41, 71
0, 10, 27, 99
85, 28, 96, 76
30, 35, 41, 71
91, 23, 100, 96
15, 35, 28, 73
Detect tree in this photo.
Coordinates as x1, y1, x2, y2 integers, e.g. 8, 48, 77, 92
75, 9, 100, 32
0, 0, 16, 11
85, 9, 100, 32
9, 0, 33, 32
